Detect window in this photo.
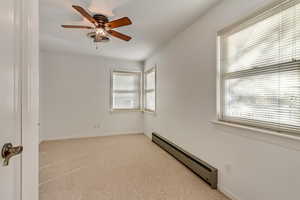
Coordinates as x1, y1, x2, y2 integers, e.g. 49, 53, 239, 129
218, 0, 300, 134
144, 67, 156, 112
111, 70, 142, 111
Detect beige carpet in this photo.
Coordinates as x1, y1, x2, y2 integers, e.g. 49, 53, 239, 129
39, 134, 230, 200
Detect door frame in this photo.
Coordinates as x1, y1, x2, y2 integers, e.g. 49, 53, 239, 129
17, 0, 39, 200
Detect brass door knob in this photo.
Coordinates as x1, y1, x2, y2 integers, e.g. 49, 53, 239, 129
1, 143, 23, 166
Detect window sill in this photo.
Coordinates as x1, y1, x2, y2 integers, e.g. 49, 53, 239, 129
143, 109, 156, 114
211, 120, 300, 142
110, 109, 142, 113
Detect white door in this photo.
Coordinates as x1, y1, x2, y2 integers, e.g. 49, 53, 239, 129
0, 0, 22, 199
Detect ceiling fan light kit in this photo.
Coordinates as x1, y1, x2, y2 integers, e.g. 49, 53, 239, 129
87, 31, 110, 43
61, 5, 132, 47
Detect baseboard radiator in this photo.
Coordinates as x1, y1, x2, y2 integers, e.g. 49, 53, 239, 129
152, 133, 218, 189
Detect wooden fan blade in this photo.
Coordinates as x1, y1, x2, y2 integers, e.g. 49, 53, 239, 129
61, 25, 94, 29
72, 5, 98, 25
108, 30, 132, 41
106, 17, 132, 29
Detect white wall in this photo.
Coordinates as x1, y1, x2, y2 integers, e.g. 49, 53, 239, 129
144, 0, 300, 200
40, 51, 144, 141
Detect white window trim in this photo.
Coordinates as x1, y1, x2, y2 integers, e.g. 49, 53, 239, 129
216, 0, 300, 138
211, 120, 300, 142
110, 69, 143, 112
144, 66, 157, 113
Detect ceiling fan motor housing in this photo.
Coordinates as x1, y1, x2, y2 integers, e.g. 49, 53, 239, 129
93, 14, 109, 27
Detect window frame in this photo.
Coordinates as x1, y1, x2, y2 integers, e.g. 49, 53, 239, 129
144, 67, 157, 113
217, 0, 300, 136
110, 70, 142, 112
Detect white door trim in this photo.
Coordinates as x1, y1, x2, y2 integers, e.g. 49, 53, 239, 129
13, 0, 22, 199
19, 0, 39, 200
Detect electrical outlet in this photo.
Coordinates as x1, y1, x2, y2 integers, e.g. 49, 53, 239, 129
93, 123, 101, 129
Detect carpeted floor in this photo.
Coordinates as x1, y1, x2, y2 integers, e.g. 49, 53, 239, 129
39, 134, 230, 200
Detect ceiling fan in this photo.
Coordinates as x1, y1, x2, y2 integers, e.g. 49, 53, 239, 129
61, 5, 132, 43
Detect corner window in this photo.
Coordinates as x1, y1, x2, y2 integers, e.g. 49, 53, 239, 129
218, 0, 300, 135
111, 71, 142, 111
144, 67, 156, 112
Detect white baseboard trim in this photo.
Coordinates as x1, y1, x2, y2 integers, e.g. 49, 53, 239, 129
218, 186, 240, 200
40, 132, 144, 143
143, 132, 152, 139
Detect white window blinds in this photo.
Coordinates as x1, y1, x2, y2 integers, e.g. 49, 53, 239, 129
111, 71, 141, 110
219, 0, 300, 134
145, 68, 156, 112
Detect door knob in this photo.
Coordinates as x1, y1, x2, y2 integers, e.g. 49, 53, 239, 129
1, 143, 23, 166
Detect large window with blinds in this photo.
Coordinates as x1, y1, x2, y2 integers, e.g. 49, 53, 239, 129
218, 0, 300, 134
111, 71, 142, 111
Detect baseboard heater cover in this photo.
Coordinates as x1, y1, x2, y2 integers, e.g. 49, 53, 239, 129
152, 132, 218, 189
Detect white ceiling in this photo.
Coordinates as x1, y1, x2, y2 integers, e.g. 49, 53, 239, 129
40, 0, 221, 61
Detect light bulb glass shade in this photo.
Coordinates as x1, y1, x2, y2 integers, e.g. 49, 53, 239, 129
95, 28, 108, 36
